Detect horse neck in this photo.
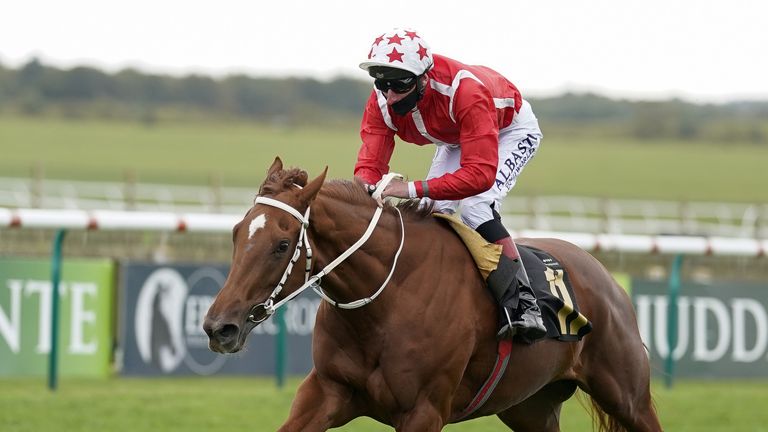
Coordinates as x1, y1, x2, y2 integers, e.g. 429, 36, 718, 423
307, 195, 401, 308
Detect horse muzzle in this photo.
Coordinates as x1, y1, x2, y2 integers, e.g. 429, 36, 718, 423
203, 317, 246, 353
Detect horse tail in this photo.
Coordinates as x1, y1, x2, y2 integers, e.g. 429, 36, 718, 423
572, 389, 624, 432
585, 394, 624, 432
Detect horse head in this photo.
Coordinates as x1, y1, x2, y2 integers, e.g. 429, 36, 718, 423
203, 157, 326, 353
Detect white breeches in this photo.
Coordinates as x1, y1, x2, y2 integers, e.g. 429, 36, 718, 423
424, 99, 542, 229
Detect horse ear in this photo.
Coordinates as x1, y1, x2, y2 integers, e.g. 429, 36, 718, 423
299, 167, 327, 204
267, 157, 283, 177
258, 157, 284, 194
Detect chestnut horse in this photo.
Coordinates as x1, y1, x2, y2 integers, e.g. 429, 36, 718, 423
204, 158, 661, 432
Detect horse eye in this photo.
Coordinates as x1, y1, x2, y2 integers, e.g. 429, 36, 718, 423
275, 239, 291, 254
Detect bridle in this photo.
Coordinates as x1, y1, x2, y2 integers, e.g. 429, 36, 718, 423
247, 174, 406, 324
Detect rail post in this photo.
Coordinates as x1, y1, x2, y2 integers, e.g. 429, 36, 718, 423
664, 253, 684, 389
275, 307, 286, 389
48, 229, 67, 391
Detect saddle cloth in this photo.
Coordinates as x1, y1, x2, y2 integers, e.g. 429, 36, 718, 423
518, 245, 592, 341
434, 214, 592, 342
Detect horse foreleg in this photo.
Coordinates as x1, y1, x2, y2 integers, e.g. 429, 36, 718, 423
277, 370, 356, 432
496, 380, 578, 432
393, 399, 447, 432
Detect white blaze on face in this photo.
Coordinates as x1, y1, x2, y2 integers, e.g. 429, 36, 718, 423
248, 214, 267, 239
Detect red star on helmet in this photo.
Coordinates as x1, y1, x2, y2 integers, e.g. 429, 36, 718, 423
373, 34, 385, 46
368, 48, 373, 59
387, 34, 404, 45
404, 30, 419, 40
387, 47, 404, 62
417, 44, 429, 60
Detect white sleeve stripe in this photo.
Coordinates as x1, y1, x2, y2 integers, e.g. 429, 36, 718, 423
375, 90, 398, 131
412, 109, 454, 145
494, 97, 516, 109
431, 71, 516, 122
450, 70, 483, 123
430, 79, 452, 96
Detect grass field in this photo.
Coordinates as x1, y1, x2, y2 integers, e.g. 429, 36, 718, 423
1, 116, 767, 202
1, 377, 767, 431
2, 116, 768, 431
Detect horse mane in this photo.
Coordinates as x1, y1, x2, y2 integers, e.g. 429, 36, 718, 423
257, 167, 433, 219
258, 168, 308, 196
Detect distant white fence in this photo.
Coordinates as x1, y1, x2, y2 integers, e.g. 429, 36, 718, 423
0, 176, 253, 214
1, 207, 766, 257
1, 177, 765, 238
505, 196, 767, 238
0, 208, 239, 233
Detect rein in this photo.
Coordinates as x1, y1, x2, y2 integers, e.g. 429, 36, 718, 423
247, 174, 405, 323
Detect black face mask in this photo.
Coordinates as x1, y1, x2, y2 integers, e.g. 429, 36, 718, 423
391, 89, 420, 115
390, 76, 425, 116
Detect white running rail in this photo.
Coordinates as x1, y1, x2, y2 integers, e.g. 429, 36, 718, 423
0, 177, 765, 238
1, 207, 766, 257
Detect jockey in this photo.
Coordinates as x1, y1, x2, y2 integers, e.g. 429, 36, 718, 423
354, 28, 547, 342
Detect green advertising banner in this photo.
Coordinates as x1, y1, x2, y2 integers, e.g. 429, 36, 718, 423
633, 279, 768, 378
0, 258, 115, 377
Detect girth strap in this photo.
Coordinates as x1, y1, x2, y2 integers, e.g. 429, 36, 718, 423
453, 339, 513, 421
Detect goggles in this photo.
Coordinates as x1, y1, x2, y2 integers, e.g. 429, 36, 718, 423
374, 76, 417, 94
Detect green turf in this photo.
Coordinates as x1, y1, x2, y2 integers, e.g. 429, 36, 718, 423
1, 116, 766, 202
0, 377, 766, 431
0, 116, 431, 187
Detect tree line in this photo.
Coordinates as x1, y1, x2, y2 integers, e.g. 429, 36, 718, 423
1, 58, 766, 143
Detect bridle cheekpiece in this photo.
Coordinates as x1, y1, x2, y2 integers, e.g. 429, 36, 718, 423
247, 174, 405, 324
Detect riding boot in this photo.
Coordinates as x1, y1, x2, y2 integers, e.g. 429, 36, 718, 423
488, 237, 547, 342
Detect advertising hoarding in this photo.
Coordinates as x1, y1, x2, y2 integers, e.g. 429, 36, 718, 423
119, 263, 318, 376
0, 258, 114, 377
633, 279, 768, 377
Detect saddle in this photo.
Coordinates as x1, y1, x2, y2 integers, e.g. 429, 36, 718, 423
434, 213, 592, 342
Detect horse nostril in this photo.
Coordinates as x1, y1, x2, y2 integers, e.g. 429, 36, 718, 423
202, 319, 215, 338
217, 324, 239, 341
203, 319, 240, 346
